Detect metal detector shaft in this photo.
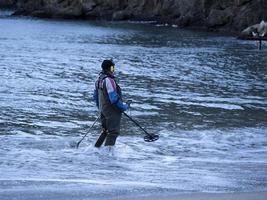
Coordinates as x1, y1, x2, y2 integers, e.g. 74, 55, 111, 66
123, 112, 154, 138
76, 115, 100, 148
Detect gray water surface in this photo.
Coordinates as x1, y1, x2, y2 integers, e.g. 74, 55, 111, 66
0, 12, 267, 198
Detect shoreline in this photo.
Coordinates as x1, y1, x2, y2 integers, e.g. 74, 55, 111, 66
112, 192, 267, 200
0, 8, 238, 37
4, 0, 266, 35
1, 189, 266, 200
1, 179, 266, 200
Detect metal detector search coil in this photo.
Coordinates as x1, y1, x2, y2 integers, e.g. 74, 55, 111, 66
144, 134, 159, 142
123, 112, 159, 142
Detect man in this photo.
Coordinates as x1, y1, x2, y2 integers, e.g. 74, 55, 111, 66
93, 59, 130, 148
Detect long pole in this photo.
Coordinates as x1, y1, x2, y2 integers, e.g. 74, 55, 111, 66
123, 112, 154, 138
76, 115, 100, 148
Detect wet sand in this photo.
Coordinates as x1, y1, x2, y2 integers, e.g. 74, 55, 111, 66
1, 188, 266, 200
113, 192, 267, 200
0, 179, 266, 200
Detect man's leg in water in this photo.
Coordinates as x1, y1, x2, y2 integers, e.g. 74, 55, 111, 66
94, 113, 107, 148
104, 112, 121, 146
94, 129, 107, 147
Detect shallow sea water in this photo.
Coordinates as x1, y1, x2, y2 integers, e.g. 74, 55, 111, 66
0, 10, 267, 198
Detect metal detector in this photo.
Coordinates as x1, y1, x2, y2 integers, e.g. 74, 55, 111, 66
123, 112, 159, 142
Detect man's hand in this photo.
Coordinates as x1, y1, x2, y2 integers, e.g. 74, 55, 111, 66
126, 100, 132, 107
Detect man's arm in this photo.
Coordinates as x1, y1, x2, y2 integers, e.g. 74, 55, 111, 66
105, 78, 128, 112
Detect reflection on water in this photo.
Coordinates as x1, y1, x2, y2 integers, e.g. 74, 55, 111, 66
0, 15, 267, 194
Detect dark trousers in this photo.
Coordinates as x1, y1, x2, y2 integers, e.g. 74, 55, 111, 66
95, 111, 121, 147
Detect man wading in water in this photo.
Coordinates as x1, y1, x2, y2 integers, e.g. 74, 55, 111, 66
93, 59, 130, 150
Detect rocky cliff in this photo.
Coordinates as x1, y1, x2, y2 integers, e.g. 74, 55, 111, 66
5, 0, 267, 32
0, 0, 16, 7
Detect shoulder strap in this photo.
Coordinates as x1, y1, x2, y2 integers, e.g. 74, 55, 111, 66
96, 75, 109, 90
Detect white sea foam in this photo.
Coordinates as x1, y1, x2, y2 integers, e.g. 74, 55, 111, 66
0, 17, 266, 194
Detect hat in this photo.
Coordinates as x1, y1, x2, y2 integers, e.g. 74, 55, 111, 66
101, 59, 115, 72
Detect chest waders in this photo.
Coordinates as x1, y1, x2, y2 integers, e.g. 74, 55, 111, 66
94, 74, 122, 147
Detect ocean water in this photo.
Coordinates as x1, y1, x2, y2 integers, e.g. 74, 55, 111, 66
0, 10, 267, 199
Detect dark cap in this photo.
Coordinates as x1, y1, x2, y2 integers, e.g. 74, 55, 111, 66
101, 59, 115, 71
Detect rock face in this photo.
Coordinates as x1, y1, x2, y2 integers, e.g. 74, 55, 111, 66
0, 0, 16, 7
13, 0, 267, 32
239, 20, 267, 38
14, 0, 83, 18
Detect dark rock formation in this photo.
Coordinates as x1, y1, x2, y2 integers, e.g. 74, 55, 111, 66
0, 0, 16, 7
14, 0, 83, 18
239, 20, 267, 39
13, 0, 267, 33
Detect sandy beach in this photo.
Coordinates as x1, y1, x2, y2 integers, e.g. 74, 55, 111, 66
0, 179, 266, 200
1, 189, 267, 200
113, 192, 267, 200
